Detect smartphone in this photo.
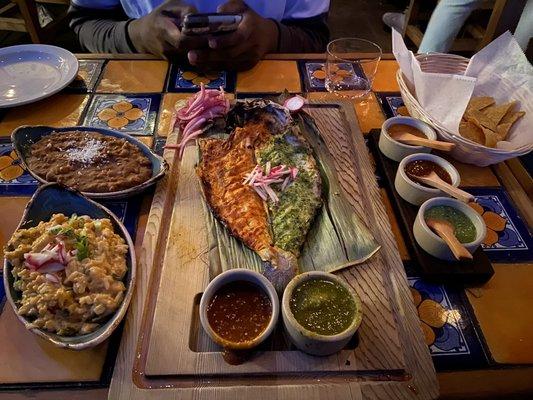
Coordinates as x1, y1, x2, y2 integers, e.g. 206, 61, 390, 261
181, 13, 243, 36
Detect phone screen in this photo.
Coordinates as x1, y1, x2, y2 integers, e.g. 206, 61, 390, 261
182, 13, 243, 36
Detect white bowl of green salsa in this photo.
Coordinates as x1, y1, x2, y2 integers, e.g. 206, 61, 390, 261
414, 197, 487, 261
282, 271, 362, 356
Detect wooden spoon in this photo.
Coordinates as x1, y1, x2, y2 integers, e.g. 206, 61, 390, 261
390, 131, 456, 151
408, 170, 474, 203
426, 218, 473, 261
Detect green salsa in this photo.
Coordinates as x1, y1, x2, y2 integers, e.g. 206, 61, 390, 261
257, 133, 321, 254
425, 205, 477, 243
290, 279, 356, 336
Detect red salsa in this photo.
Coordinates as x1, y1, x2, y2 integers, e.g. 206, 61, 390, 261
405, 160, 452, 186
206, 281, 272, 343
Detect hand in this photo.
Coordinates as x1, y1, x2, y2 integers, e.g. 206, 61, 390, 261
187, 0, 279, 71
128, 0, 206, 59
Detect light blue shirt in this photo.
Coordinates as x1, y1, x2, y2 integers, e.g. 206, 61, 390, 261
72, 0, 330, 20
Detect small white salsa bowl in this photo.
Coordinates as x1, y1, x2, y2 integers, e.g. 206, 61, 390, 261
199, 268, 279, 350
282, 271, 362, 356
414, 197, 487, 261
395, 153, 460, 206
379, 116, 437, 162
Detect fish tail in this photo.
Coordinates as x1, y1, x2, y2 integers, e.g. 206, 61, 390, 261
259, 247, 298, 294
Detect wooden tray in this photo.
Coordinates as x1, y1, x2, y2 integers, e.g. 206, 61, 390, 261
368, 129, 494, 283
109, 101, 438, 399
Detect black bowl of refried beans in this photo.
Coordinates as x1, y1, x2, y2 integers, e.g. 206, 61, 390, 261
11, 126, 167, 199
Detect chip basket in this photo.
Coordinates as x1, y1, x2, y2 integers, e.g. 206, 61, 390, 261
396, 53, 533, 167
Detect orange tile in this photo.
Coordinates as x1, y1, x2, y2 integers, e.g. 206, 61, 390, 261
156, 92, 235, 137
466, 264, 533, 364
364, 60, 400, 92
443, 156, 501, 187
97, 60, 168, 93
307, 92, 385, 135
138, 136, 154, 148
237, 60, 301, 93
0, 306, 107, 383
0, 94, 88, 136
380, 188, 410, 261
353, 92, 386, 135
306, 92, 338, 101
0, 197, 28, 260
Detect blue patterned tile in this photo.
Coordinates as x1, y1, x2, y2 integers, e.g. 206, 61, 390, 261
167, 64, 235, 92
298, 61, 366, 92
407, 276, 489, 371
0, 140, 38, 196
468, 187, 533, 262
376, 92, 408, 119
0, 279, 5, 314
99, 196, 142, 239
83, 94, 161, 136
67, 60, 105, 93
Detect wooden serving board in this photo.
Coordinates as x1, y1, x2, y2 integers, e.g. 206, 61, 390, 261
108, 101, 438, 399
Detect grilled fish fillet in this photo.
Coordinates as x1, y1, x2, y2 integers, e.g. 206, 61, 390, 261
198, 106, 321, 291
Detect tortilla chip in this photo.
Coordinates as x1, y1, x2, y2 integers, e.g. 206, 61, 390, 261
500, 109, 525, 125
466, 110, 492, 130
459, 120, 485, 145
496, 123, 513, 141
467, 96, 495, 112
482, 126, 499, 148
482, 101, 517, 130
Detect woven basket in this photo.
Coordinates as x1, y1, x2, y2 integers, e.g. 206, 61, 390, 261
396, 53, 533, 167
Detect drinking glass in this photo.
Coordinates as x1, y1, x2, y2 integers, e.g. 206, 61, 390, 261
325, 38, 382, 99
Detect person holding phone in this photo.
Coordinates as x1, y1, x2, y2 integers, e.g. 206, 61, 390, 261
68, 0, 330, 70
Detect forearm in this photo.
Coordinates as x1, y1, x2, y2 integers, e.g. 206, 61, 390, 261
67, 4, 136, 53
274, 13, 330, 53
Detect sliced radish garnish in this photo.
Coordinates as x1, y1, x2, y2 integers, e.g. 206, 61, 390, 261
38, 261, 66, 274
283, 95, 306, 112
24, 252, 55, 268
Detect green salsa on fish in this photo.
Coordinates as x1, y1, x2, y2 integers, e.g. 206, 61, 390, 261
257, 130, 322, 255
290, 279, 356, 336
425, 205, 477, 243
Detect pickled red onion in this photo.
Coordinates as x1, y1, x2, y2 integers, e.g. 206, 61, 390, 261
167, 83, 230, 158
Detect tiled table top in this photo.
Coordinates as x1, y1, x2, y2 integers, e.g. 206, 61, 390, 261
0, 56, 531, 396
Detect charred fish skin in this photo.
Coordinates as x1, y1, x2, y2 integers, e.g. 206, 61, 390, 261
256, 127, 323, 257
198, 133, 272, 254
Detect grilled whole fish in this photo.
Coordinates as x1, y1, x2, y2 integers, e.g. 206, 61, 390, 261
198, 100, 322, 291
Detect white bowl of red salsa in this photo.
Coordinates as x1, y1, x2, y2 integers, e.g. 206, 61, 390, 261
395, 153, 460, 206
199, 268, 279, 351
414, 197, 487, 261
281, 271, 362, 356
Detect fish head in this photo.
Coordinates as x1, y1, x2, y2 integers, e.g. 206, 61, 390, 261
227, 100, 292, 135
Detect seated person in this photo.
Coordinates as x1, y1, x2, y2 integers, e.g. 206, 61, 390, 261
68, 0, 330, 70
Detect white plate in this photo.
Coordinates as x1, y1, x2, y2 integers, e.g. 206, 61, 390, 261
0, 44, 78, 108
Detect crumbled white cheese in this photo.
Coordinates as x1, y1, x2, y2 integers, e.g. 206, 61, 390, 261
65, 139, 104, 164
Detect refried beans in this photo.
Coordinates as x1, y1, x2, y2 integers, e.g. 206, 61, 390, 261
27, 131, 152, 193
